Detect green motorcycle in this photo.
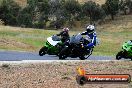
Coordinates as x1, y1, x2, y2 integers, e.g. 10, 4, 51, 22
39, 35, 62, 56
116, 40, 132, 60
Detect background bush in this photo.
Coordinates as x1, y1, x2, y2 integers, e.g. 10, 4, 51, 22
0, 0, 131, 29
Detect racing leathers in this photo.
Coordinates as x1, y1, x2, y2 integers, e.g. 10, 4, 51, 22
56, 31, 69, 43
81, 31, 97, 48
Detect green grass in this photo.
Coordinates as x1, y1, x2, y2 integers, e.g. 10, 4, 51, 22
93, 31, 132, 56
0, 26, 60, 52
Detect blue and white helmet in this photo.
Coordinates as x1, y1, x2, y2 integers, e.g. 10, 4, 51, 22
86, 25, 95, 33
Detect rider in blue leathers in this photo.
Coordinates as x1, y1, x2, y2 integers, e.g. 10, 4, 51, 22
81, 25, 97, 48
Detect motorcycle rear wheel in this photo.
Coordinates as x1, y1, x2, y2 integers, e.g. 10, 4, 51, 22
59, 47, 69, 60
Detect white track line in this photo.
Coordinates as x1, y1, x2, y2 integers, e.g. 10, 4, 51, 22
0, 60, 126, 64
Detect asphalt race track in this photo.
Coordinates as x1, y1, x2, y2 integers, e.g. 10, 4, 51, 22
0, 50, 116, 61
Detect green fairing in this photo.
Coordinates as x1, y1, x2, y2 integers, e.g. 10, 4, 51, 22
116, 41, 132, 60
45, 41, 62, 54
122, 42, 132, 56
39, 35, 63, 56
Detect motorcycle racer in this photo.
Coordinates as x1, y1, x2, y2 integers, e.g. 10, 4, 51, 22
81, 24, 98, 48
56, 27, 70, 43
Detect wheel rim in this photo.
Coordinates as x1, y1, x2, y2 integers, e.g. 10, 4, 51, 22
84, 48, 93, 59
116, 55, 122, 60
116, 51, 123, 60
59, 55, 66, 59
39, 47, 47, 56
39, 51, 44, 56
84, 55, 90, 59
40, 51, 44, 55
59, 47, 68, 59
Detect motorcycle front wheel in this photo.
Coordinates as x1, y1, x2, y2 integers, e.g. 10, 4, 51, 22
79, 56, 86, 60
80, 48, 93, 60
39, 47, 47, 56
116, 51, 123, 60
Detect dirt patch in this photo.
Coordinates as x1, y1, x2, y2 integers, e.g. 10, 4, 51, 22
14, 0, 27, 7
78, 0, 105, 4
0, 38, 35, 50
0, 61, 132, 88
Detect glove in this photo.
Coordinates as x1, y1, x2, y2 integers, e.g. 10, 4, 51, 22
84, 45, 89, 49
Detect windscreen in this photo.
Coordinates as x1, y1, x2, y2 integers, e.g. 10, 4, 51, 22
52, 35, 61, 41
70, 34, 82, 44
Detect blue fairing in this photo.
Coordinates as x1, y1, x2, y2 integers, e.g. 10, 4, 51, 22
87, 32, 97, 48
